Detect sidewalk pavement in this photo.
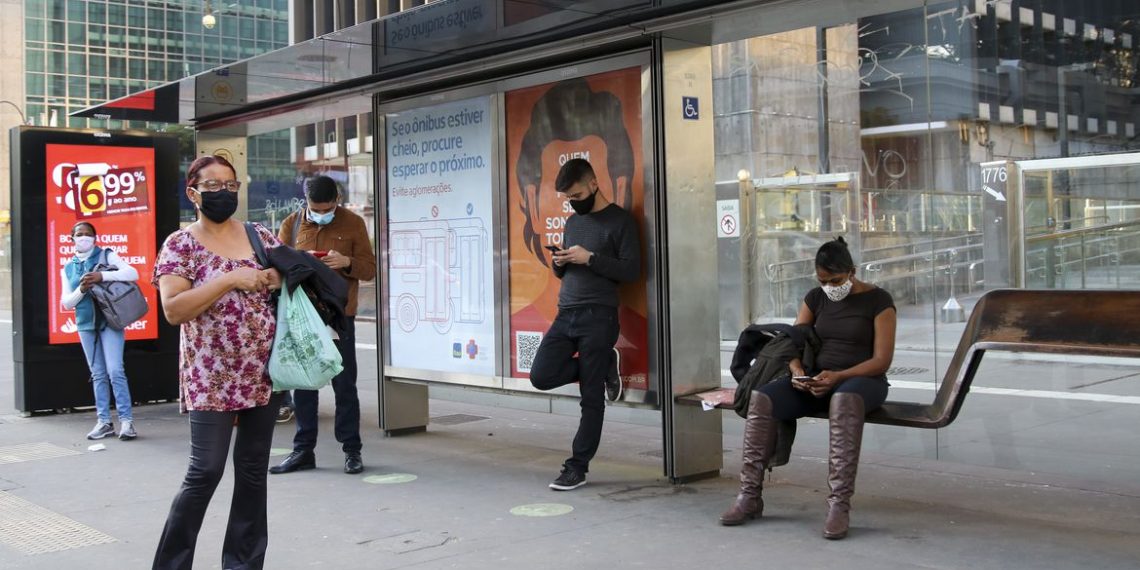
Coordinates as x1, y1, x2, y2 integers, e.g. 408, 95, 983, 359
3, 380, 1140, 568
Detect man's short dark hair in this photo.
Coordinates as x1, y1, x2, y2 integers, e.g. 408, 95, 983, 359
305, 175, 338, 203
555, 159, 595, 193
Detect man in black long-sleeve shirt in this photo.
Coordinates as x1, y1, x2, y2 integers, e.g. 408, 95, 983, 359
530, 158, 641, 491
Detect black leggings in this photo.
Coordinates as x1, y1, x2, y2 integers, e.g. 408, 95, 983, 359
153, 393, 280, 570
758, 376, 888, 421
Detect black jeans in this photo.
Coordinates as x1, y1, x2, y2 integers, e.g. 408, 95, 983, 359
759, 375, 889, 421
292, 316, 361, 454
529, 305, 620, 474
153, 392, 281, 570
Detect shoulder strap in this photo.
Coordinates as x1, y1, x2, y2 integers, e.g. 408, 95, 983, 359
244, 222, 269, 268
290, 207, 304, 247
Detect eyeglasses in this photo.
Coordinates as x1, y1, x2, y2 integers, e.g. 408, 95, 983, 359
195, 179, 242, 193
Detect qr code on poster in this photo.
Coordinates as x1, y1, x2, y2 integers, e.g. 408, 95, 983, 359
515, 331, 543, 374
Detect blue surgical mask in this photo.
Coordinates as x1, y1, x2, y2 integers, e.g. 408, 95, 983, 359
307, 208, 335, 226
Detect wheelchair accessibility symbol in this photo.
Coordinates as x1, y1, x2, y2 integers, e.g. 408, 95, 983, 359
682, 96, 699, 120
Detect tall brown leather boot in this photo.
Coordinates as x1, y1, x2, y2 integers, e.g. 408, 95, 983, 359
720, 391, 777, 526
823, 392, 865, 539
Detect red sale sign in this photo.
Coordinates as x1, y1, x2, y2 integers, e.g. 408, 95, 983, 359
45, 144, 159, 344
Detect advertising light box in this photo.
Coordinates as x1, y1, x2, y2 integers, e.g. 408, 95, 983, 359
45, 144, 159, 344
505, 67, 650, 393
10, 127, 179, 413
385, 96, 497, 375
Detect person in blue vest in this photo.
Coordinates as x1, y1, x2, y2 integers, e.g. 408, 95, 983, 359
59, 221, 140, 441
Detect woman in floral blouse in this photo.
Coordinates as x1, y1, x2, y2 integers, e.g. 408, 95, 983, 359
151, 155, 282, 570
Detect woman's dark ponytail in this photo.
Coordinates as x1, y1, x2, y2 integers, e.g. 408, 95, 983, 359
815, 236, 855, 274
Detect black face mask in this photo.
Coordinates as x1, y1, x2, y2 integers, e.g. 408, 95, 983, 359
195, 189, 238, 223
569, 190, 597, 215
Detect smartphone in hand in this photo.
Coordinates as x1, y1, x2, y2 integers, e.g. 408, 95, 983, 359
791, 375, 815, 390
545, 245, 560, 253
312, 250, 329, 258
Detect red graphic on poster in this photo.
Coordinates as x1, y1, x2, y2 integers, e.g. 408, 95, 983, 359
45, 144, 159, 344
71, 165, 151, 218
506, 67, 649, 391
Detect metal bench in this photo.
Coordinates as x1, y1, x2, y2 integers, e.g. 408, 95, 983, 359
677, 289, 1140, 428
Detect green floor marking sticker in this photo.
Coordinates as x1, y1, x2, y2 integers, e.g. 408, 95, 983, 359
362, 473, 418, 484
269, 448, 292, 457
510, 503, 574, 517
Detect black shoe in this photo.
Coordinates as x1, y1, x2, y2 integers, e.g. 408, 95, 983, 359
604, 348, 623, 402
549, 468, 586, 491
344, 452, 363, 474
276, 405, 294, 424
269, 450, 315, 474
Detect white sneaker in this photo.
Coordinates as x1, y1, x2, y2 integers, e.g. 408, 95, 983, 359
86, 422, 115, 440
118, 420, 137, 441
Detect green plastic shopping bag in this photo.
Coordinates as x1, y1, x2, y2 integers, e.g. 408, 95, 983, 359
268, 285, 343, 391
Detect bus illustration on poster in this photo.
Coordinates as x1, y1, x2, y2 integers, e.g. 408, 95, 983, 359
390, 217, 487, 334
386, 96, 496, 375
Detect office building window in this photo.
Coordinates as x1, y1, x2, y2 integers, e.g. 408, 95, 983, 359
48, 51, 65, 74
26, 19, 45, 42
26, 50, 44, 73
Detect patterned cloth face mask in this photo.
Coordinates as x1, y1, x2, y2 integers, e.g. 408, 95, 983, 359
822, 279, 853, 302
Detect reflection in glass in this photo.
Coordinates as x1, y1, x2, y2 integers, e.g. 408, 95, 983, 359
708, 0, 1140, 484
240, 111, 377, 318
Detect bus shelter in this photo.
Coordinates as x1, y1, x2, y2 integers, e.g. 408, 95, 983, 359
75, 0, 1140, 483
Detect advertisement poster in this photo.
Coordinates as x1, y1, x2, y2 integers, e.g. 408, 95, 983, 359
386, 96, 496, 375
45, 144, 159, 344
506, 67, 649, 391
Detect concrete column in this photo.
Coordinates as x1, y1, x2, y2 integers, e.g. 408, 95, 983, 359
0, 0, 27, 216
0, 0, 22, 312
661, 39, 722, 482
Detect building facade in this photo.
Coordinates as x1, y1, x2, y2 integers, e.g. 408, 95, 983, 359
23, 0, 290, 130
0, 1, 292, 308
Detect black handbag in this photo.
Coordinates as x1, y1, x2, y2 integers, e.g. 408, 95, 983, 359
88, 249, 148, 330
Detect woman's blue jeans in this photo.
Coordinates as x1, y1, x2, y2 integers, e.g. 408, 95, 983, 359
78, 327, 132, 423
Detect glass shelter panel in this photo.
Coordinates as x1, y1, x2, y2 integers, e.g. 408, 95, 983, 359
205, 101, 378, 320
703, 0, 1140, 488
1019, 155, 1140, 290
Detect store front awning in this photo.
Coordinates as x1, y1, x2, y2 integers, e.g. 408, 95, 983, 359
75, 0, 933, 128
72, 16, 378, 125
73, 0, 709, 127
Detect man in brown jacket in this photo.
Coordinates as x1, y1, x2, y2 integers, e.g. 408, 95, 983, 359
270, 175, 377, 475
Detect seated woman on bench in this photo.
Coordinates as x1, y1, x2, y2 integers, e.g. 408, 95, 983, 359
720, 237, 897, 540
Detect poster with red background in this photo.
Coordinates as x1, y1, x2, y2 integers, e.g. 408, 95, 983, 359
45, 144, 159, 344
506, 67, 649, 391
